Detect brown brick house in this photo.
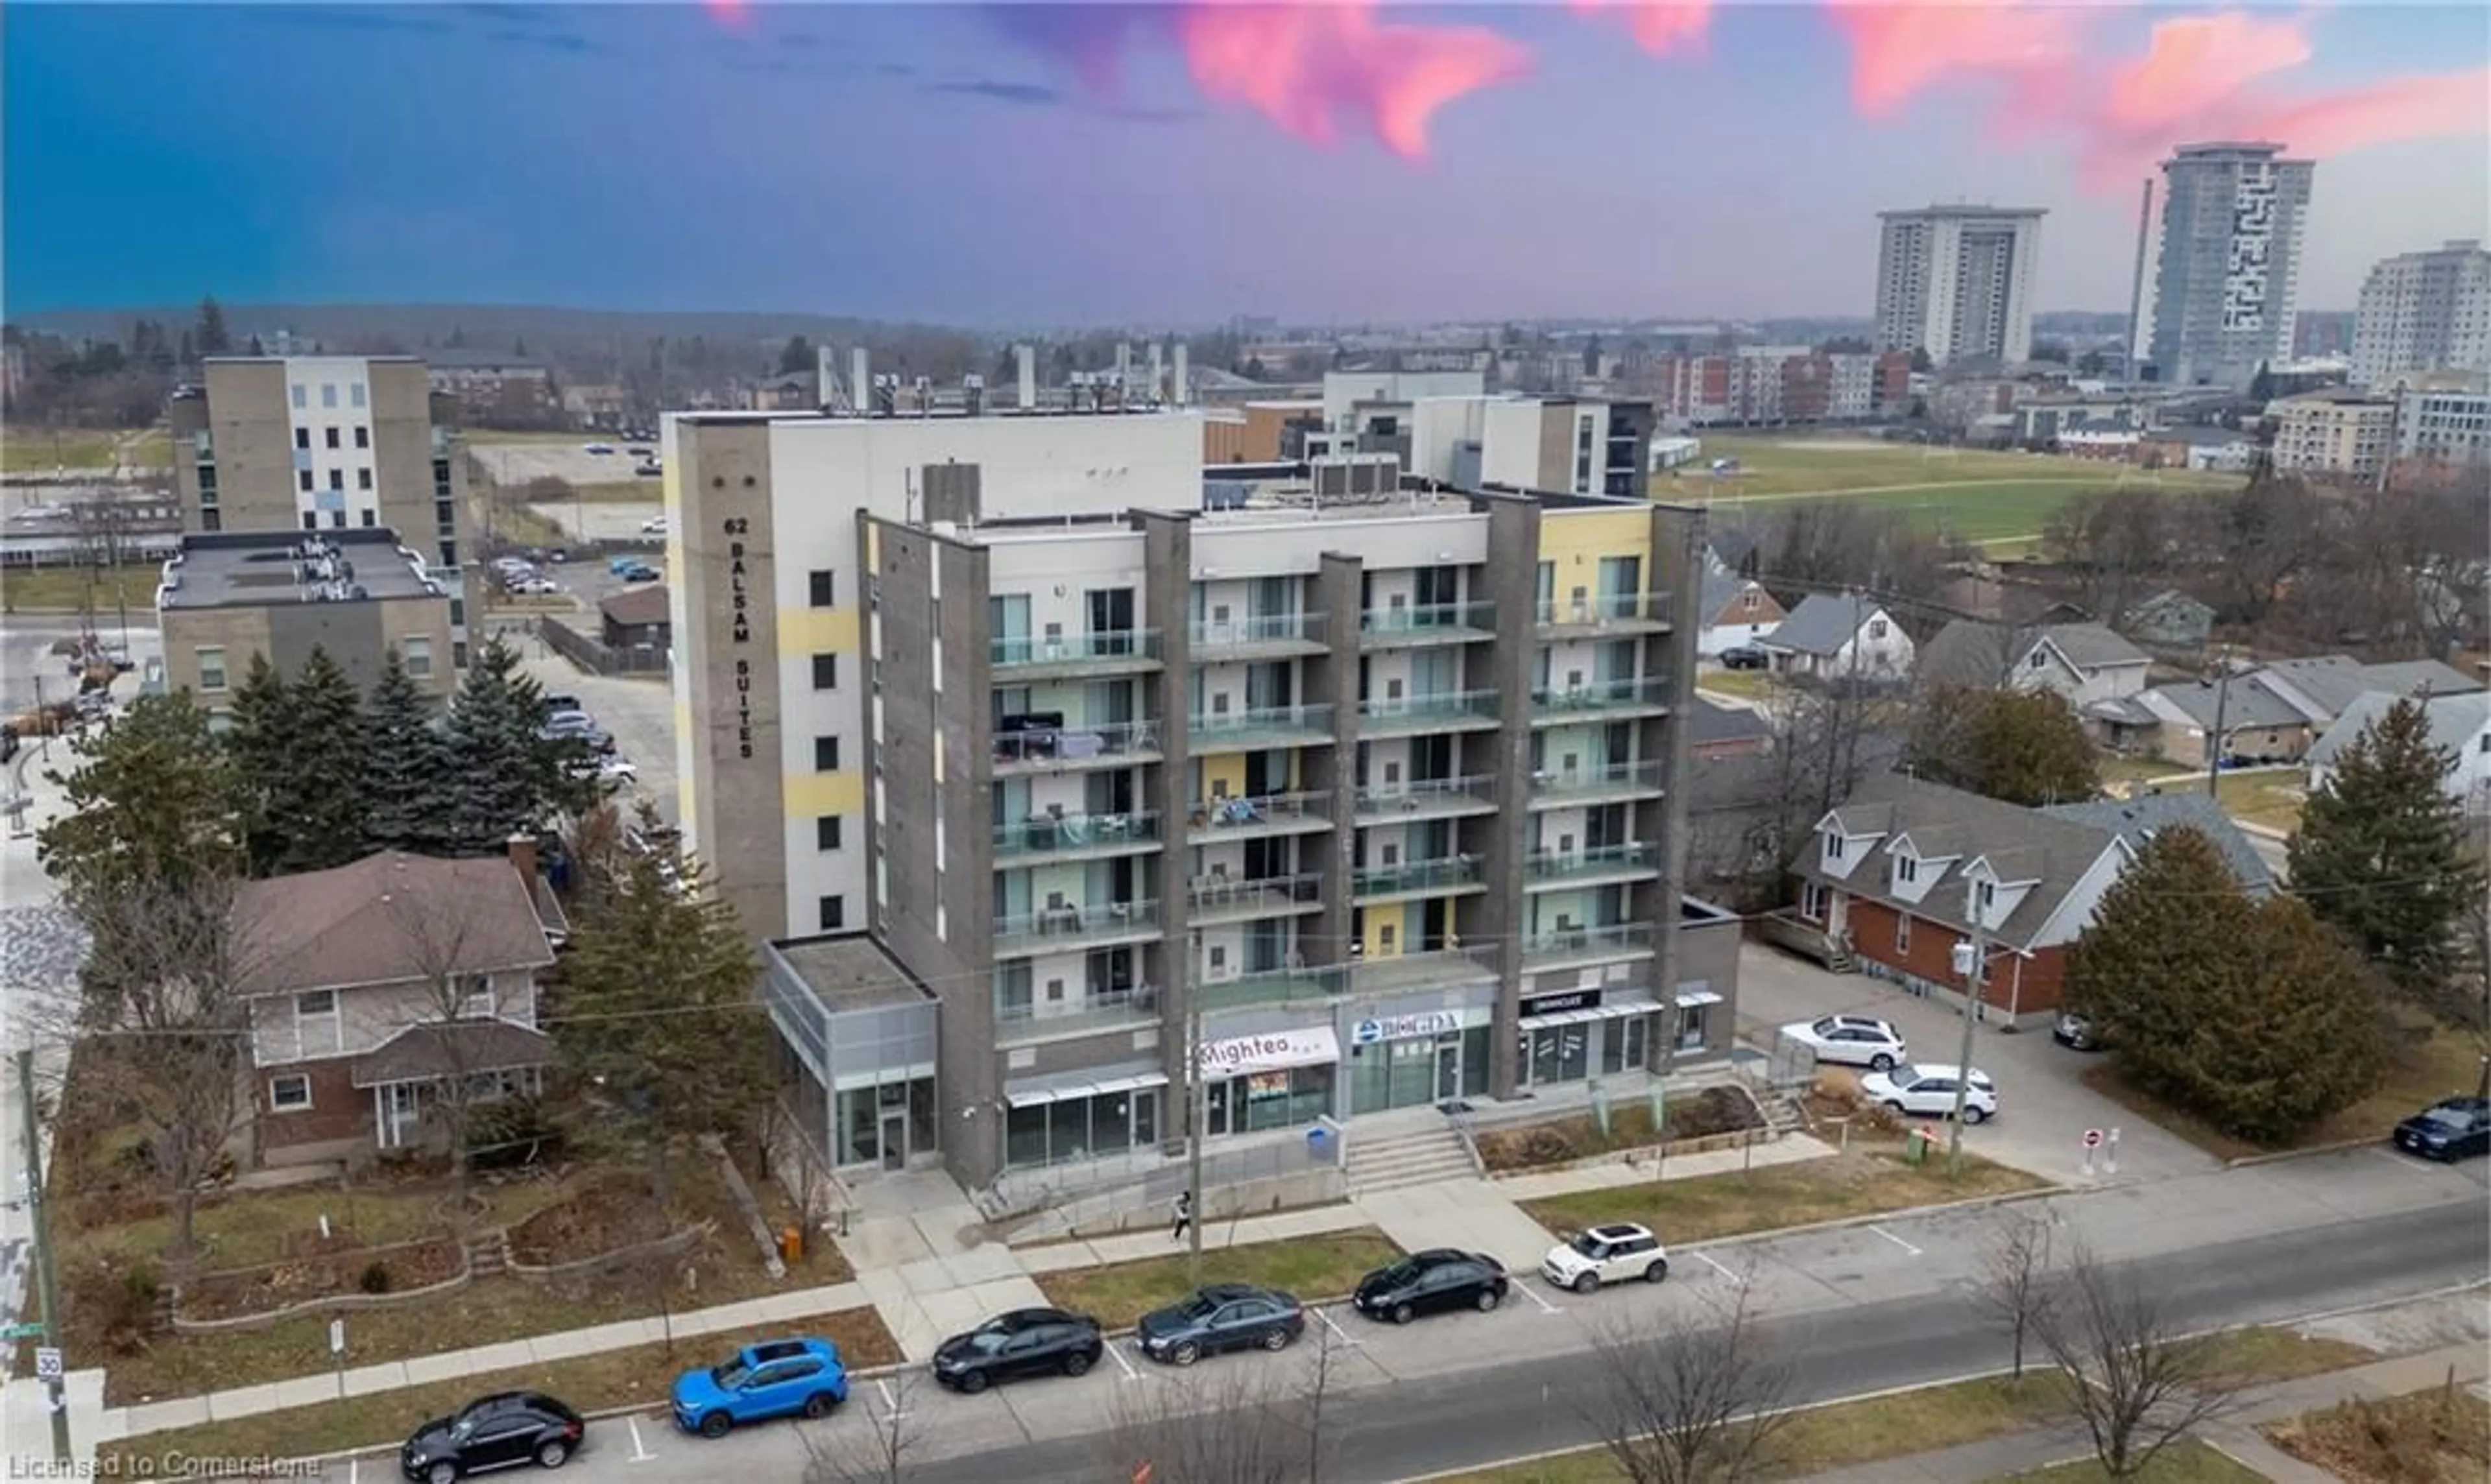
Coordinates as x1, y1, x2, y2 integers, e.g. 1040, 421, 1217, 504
235, 845, 566, 1169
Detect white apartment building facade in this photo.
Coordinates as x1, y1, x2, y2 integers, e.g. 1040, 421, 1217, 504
1873, 206, 2045, 366
2351, 239, 2491, 389
2400, 385, 2491, 464
2148, 142, 2316, 392
2270, 389, 2398, 479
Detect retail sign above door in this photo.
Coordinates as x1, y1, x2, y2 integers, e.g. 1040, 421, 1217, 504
1197, 1026, 1340, 1077
1351, 1009, 1474, 1045
1521, 987, 1604, 1017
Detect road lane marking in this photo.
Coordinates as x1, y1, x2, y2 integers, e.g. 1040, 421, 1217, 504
1313, 1305, 1358, 1346
1517, 1280, 1561, 1315
874, 1377, 907, 1418
626, 1415, 654, 1463
1694, 1251, 1742, 1283
1108, 1339, 1141, 1380
348, 1462, 359, 1484
1868, 1225, 1923, 1256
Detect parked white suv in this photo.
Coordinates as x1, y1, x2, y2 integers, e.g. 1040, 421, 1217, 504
1860, 1063, 1998, 1123
1780, 1014, 1908, 1070
1540, 1223, 1670, 1294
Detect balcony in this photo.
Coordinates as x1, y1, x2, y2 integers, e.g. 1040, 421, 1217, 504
1357, 689, 1502, 736
1349, 945, 1499, 996
1354, 775, 1499, 824
1196, 964, 1347, 1015
1530, 676, 1676, 724
1187, 872, 1324, 925
1358, 601, 1496, 648
991, 629, 1164, 680
1536, 591, 1673, 635
992, 899, 1162, 956
1524, 843, 1661, 888
1189, 612, 1327, 662
1351, 856, 1486, 903
996, 984, 1162, 1046
1188, 703, 1334, 749
1521, 922, 1656, 968
1187, 791, 1332, 843
993, 810, 1162, 863
1530, 760, 1668, 806
991, 717, 1163, 776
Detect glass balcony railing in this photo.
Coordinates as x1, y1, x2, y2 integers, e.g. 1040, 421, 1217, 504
993, 810, 1161, 859
1531, 676, 1675, 713
1188, 703, 1334, 745
1196, 965, 1347, 1014
1535, 591, 1672, 626
992, 899, 1161, 952
996, 985, 1161, 1040
1190, 791, 1329, 835
991, 629, 1162, 669
1356, 775, 1498, 814
1530, 760, 1668, 798
1351, 857, 1486, 898
991, 717, 1162, 766
1189, 612, 1325, 654
1524, 843, 1660, 883
1358, 689, 1500, 726
1359, 601, 1495, 639
1187, 872, 1323, 919
1521, 923, 1655, 963
1349, 945, 1500, 995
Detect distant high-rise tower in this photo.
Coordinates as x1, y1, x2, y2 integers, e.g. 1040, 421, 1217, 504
1873, 206, 2045, 366
2147, 142, 2315, 391
2350, 239, 2491, 389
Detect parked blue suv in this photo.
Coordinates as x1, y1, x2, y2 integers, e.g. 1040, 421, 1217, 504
671, 1338, 848, 1439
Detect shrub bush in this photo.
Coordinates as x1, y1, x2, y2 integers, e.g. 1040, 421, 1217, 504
357, 1261, 392, 1295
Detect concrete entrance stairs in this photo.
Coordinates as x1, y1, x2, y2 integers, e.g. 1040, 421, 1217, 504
1345, 1120, 1477, 1194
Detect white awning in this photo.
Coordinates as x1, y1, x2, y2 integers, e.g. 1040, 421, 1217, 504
1521, 992, 1663, 1029
1675, 988, 1724, 1008
1004, 1068, 1170, 1110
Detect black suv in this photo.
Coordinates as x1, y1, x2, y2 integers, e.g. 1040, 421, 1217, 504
401, 1391, 583, 1482
1718, 645, 1770, 671
930, 1307, 1104, 1393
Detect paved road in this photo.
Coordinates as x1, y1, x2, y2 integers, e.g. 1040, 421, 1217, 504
256, 1149, 2486, 1484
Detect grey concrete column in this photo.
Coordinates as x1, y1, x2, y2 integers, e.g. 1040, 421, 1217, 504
1473, 492, 1541, 1100
1646, 500, 1709, 1073
1135, 511, 1196, 1098
1311, 553, 1364, 977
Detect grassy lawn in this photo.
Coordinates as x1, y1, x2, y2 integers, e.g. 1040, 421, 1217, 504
1441, 1328, 2361, 1482
2082, 1018, 2488, 1161
97, 1304, 900, 1467
2263, 1385, 2491, 1483
2003, 1439, 2270, 1483
1519, 1143, 2050, 1245
2099, 755, 2199, 790
2214, 769, 2305, 834
466, 428, 599, 445
2, 425, 128, 471
479, 496, 570, 549
1031, 1230, 1403, 1331
1476, 1089, 1759, 1174
1, 562, 161, 615
1696, 668, 1779, 703
572, 479, 664, 503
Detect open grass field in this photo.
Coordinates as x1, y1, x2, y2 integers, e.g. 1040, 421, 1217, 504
1518, 1143, 2049, 1245
1, 562, 161, 615
1658, 434, 2244, 547
1, 425, 171, 472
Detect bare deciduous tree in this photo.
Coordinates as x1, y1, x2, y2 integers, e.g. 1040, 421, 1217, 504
1972, 1209, 2059, 1381
798, 1363, 917, 1483
1094, 1320, 1350, 1484
385, 888, 512, 1201
1581, 1263, 1796, 1484
2032, 1243, 2247, 1480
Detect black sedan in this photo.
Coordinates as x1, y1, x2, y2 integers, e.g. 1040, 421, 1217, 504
401, 1391, 584, 1483
931, 1308, 1104, 1393
2391, 1097, 2491, 1162
1135, 1283, 1304, 1367
1353, 1249, 1510, 1324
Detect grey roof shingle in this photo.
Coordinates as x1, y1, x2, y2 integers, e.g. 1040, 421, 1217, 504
1766, 593, 1883, 656
1689, 696, 1772, 748
2306, 689, 2491, 770
2257, 656, 2481, 721
234, 851, 557, 998
2040, 794, 2276, 896
1698, 568, 1751, 624
1919, 621, 2147, 689
1799, 775, 2124, 951
2142, 676, 2309, 731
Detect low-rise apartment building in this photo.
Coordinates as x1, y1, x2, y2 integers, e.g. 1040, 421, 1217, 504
156, 528, 456, 712
2269, 388, 2398, 479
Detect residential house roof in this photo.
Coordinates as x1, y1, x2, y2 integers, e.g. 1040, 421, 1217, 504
2126, 589, 2216, 620
1689, 697, 1773, 750
1705, 529, 1759, 574
599, 584, 671, 628
2256, 656, 2480, 723
2146, 425, 2252, 448
1698, 568, 1771, 625
352, 1020, 556, 1090
234, 851, 559, 998
2305, 689, 2491, 771
1800, 774, 2125, 951
2136, 676, 2310, 732
1765, 593, 1884, 657
2040, 794, 2276, 896
1919, 620, 2150, 689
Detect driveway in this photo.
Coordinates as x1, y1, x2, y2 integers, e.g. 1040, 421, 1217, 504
1733, 942, 2221, 1185
503, 638, 678, 826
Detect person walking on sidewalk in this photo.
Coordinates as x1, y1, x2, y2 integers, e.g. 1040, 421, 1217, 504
1171, 1190, 1192, 1243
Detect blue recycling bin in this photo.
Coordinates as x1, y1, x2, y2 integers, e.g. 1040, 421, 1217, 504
1306, 1125, 1331, 1161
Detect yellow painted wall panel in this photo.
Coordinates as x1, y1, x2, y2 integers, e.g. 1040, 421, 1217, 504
783, 771, 865, 818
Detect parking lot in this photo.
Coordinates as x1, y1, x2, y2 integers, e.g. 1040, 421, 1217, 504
483, 625, 677, 826
470, 438, 657, 491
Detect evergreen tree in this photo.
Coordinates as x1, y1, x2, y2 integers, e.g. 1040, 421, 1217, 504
2290, 696, 2487, 1028
246, 333, 265, 357
2069, 828, 2385, 1143
268, 647, 372, 872
194, 295, 232, 357
222, 652, 296, 874
1905, 686, 2099, 807
438, 639, 590, 855
778, 335, 815, 376
38, 691, 239, 906
363, 649, 452, 853
552, 810, 767, 1199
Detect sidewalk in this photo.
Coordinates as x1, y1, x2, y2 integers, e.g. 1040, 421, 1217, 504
1793, 1340, 2490, 1483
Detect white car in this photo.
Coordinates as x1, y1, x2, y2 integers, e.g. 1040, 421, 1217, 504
512, 577, 560, 595
597, 757, 638, 784
584, 442, 616, 455
1539, 1223, 1669, 1294
1860, 1063, 1998, 1123
640, 516, 669, 534
1780, 1014, 1909, 1071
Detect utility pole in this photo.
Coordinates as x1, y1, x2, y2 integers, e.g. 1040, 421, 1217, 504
1947, 919, 1990, 1176
15, 1045, 73, 1465
1185, 1005, 1205, 1287
2203, 645, 2230, 801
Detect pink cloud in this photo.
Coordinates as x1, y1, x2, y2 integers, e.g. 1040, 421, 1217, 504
1174, 3, 1531, 158
1569, 0, 1715, 59
1818, 0, 2089, 119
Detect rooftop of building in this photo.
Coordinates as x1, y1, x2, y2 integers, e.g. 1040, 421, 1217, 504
771, 934, 936, 1012
200, 353, 424, 367
1879, 204, 2047, 218
2276, 387, 2398, 408
158, 528, 442, 612
920, 472, 1663, 548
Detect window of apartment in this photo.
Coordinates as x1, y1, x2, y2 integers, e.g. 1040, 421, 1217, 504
1975, 880, 1997, 918
1799, 880, 1827, 921
457, 975, 494, 1019
268, 1075, 312, 1112
325, 427, 341, 449
291, 383, 309, 409
1869, 618, 1890, 639
352, 382, 367, 409
196, 646, 229, 693
300, 511, 319, 531
817, 815, 843, 851
1740, 589, 1761, 612
2028, 649, 2047, 669
812, 654, 837, 691
808, 569, 836, 607
446, 597, 464, 627
295, 427, 311, 450
1825, 833, 1846, 860
355, 425, 370, 448
815, 736, 840, 771
819, 895, 846, 931
358, 509, 376, 527
1895, 914, 1912, 953
403, 637, 434, 679
328, 468, 344, 491
358, 468, 374, 490
1894, 855, 1918, 883
322, 383, 339, 409
295, 989, 343, 1057
330, 509, 347, 529
201, 509, 222, 533
298, 469, 314, 492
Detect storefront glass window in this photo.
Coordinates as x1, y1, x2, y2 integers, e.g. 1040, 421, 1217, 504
1048, 1099, 1090, 1162
1239, 1065, 1332, 1131
1460, 1026, 1490, 1097
1677, 1005, 1709, 1053
1006, 1104, 1050, 1166
1600, 1016, 1650, 1075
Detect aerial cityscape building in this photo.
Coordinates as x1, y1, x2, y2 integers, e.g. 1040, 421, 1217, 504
2350, 239, 2491, 389
1873, 206, 2046, 366
2146, 142, 2317, 392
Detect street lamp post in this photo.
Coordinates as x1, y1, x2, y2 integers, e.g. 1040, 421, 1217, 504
1947, 919, 1991, 1176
